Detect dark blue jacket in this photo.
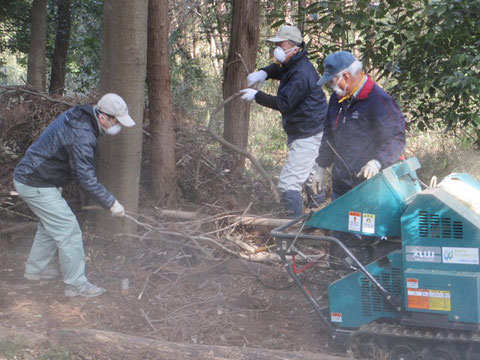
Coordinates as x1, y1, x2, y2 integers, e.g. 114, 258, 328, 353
316, 76, 406, 196
14, 105, 116, 208
254, 47, 328, 144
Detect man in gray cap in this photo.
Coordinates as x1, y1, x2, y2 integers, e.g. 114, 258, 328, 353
312, 51, 406, 199
13, 93, 134, 297
240, 25, 328, 218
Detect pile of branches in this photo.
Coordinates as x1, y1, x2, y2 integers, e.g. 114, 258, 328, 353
0, 86, 79, 190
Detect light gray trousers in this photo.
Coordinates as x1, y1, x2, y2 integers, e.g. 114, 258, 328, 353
277, 131, 323, 193
14, 180, 87, 287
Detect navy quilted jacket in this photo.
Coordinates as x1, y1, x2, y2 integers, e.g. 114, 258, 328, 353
254, 47, 328, 144
14, 105, 116, 208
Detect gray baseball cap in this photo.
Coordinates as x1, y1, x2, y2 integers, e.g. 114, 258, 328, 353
317, 51, 356, 86
97, 93, 135, 127
267, 25, 302, 44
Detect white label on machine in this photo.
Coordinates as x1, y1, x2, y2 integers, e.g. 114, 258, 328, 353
407, 278, 419, 289
348, 211, 361, 232
442, 247, 479, 265
406, 246, 441, 263
331, 312, 342, 322
362, 213, 375, 234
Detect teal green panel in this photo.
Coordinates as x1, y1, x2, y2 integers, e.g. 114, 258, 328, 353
328, 251, 403, 328
403, 269, 480, 324
401, 188, 480, 273
307, 158, 422, 237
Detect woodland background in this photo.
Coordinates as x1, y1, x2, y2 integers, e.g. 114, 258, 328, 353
0, 1, 479, 359
1, 0, 479, 229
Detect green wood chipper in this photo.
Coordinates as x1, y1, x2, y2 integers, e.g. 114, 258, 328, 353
271, 157, 480, 359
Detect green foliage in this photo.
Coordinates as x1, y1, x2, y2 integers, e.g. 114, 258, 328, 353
304, 0, 480, 145
65, 0, 103, 93
0, 0, 31, 54
0, 0, 102, 92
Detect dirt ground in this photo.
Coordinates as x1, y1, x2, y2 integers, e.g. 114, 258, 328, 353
0, 216, 349, 359
0, 90, 348, 359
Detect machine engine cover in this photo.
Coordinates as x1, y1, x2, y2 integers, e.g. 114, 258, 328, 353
329, 251, 403, 328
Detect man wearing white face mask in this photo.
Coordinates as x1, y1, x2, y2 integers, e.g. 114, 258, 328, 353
240, 25, 328, 218
13, 93, 134, 297
312, 51, 406, 200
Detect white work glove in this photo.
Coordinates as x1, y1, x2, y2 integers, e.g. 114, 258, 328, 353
357, 159, 381, 179
240, 88, 258, 101
110, 200, 125, 217
247, 70, 268, 87
311, 165, 326, 195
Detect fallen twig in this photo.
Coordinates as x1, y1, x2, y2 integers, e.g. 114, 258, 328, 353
140, 308, 157, 331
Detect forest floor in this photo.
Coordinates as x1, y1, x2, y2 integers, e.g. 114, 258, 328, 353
0, 88, 352, 359
0, 218, 350, 359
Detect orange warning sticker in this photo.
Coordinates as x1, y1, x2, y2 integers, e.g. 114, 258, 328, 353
407, 288, 451, 311
407, 289, 428, 309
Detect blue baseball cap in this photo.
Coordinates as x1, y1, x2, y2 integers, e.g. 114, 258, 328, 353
317, 51, 356, 86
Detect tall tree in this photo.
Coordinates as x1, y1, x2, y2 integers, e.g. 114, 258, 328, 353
49, 0, 72, 94
26, 0, 47, 91
222, 0, 260, 173
147, 0, 176, 205
97, 0, 148, 234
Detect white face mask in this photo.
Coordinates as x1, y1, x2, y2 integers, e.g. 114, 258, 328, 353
105, 123, 122, 136
273, 46, 297, 63
333, 75, 348, 97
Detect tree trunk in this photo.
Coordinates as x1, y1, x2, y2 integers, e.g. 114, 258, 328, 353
96, 0, 148, 234
214, 1, 228, 59
49, 0, 72, 95
297, 0, 305, 33
222, 0, 260, 173
285, 0, 293, 25
26, 0, 47, 92
147, 0, 177, 205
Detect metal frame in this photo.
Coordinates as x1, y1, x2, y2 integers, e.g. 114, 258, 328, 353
271, 215, 403, 340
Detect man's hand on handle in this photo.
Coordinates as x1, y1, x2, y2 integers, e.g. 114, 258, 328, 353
240, 88, 258, 101
110, 200, 125, 217
247, 70, 267, 87
357, 159, 381, 179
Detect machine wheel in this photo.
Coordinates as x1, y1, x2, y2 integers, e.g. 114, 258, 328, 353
351, 334, 389, 359
389, 342, 419, 360
431, 344, 461, 360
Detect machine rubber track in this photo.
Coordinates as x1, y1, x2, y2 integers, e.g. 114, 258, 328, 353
349, 321, 480, 359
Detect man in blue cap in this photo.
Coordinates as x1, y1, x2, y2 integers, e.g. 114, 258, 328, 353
311, 51, 406, 199
240, 25, 328, 218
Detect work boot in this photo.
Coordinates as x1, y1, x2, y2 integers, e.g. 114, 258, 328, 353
24, 265, 61, 280
282, 190, 304, 219
65, 281, 105, 298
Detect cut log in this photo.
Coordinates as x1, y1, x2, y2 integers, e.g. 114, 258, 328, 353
81, 206, 291, 227
49, 328, 350, 360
